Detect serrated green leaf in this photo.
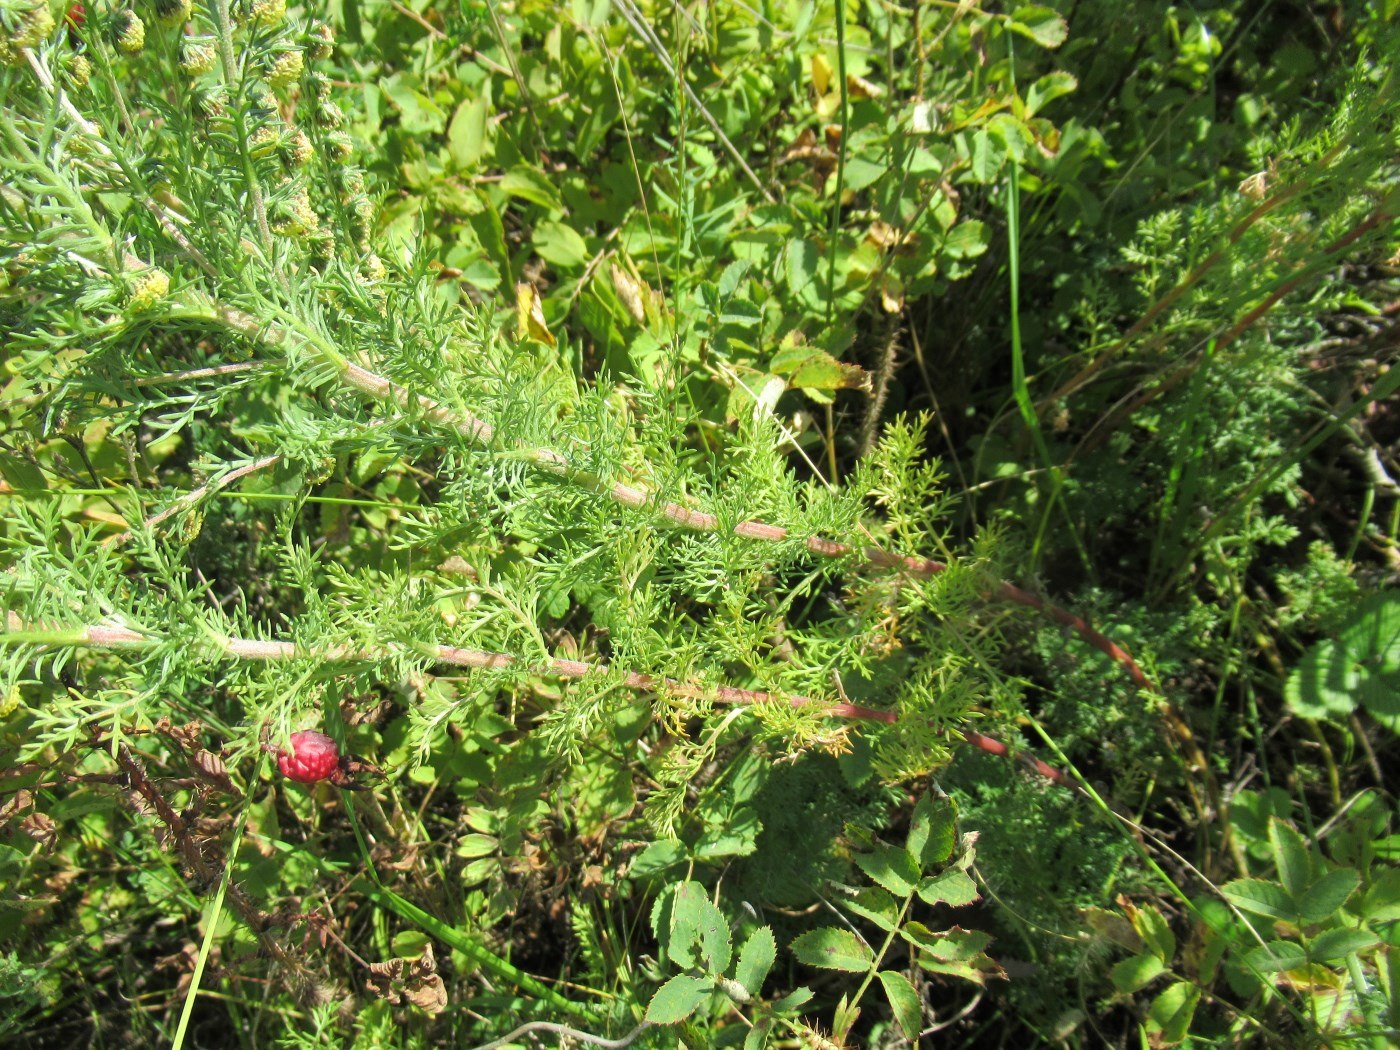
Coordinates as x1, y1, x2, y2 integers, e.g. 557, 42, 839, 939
631, 840, 687, 879
1110, 952, 1166, 993
969, 130, 1007, 183
943, 219, 989, 260
1337, 590, 1400, 668
784, 238, 823, 309
917, 869, 979, 907
1244, 939, 1307, 974
1308, 926, 1378, 962
447, 96, 489, 169
1008, 5, 1069, 48
500, 166, 563, 211
922, 926, 992, 963
878, 970, 922, 1041
645, 974, 713, 1024
1127, 903, 1175, 962
855, 841, 921, 896
771, 986, 813, 1012
1268, 819, 1313, 898
379, 73, 447, 135
768, 348, 869, 392
735, 927, 776, 996
1300, 868, 1360, 923
1222, 877, 1295, 921
906, 794, 957, 869
841, 885, 900, 932
1360, 867, 1400, 923
1146, 981, 1200, 1044
1288, 592, 1400, 732
1025, 71, 1078, 115
669, 882, 731, 974
452, 833, 498, 859
791, 927, 875, 972
915, 928, 1005, 986
718, 296, 762, 329
743, 1020, 771, 1050
694, 808, 761, 859
717, 258, 751, 299
533, 221, 589, 269
1285, 639, 1362, 721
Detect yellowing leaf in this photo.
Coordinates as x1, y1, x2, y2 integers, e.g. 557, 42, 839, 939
880, 274, 905, 313
847, 73, 883, 99
811, 53, 832, 98
515, 282, 555, 346
771, 346, 869, 393
610, 262, 647, 322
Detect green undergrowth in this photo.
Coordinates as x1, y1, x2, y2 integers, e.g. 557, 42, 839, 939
2, 0, 1399, 1046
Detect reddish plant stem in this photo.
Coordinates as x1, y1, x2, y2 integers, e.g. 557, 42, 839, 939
962, 730, 1069, 786
103, 453, 283, 547
8, 620, 1075, 786
205, 307, 1150, 695
1078, 194, 1398, 457
1039, 170, 1320, 411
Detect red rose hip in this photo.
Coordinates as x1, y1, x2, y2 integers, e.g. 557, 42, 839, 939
277, 730, 341, 784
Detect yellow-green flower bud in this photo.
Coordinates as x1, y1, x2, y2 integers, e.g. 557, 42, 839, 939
180, 40, 216, 75
267, 49, 303, 88
249, 123, 282, 158
0, 684, 22, 719
114, 9, 145, 53
126, 266, 170, 312
6, 1, 55, 50
286, 128, 314, 167
306, 226, 335, 265
315, 101, 343, 129
271, 183, 317, 236
178, 508, 204, 544
249, 0, 285, 26
348, 193, 374, 237
65, 52, 92, 88
153, 0, 192, 25
325, 131, 353, 160
307, 71, 331, 102
306, 20, 333, 61
191, 81, 226, 119
306, 455, 336, 485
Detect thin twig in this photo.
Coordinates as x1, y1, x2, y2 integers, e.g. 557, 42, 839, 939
199, 303, 1161, 701
465, 1019, 652, 1050
5, 617, 1074, 786
5, 619, 895, 723
858, 315, 901, 460
612, 0, 776, 203
103, 453, 283, 547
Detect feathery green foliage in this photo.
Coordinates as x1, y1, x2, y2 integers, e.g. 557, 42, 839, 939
2, 0, 1398, 1046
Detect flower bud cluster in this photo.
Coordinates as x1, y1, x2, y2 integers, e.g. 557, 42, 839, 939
113, 9, 144, 53
0, 0, 55, 65
152, 0, 192, 26
125, 264, 170, 313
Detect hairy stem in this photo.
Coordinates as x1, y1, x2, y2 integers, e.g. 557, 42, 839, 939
5, 617, 1074, 785
208, 0, 274, 253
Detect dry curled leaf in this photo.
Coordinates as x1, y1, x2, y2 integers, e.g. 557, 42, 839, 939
610, 262, 647, 323
366, 944, 447, 1015
20, 810, 57, 849
0, 788, 34, 826
192, 750, 236, 794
